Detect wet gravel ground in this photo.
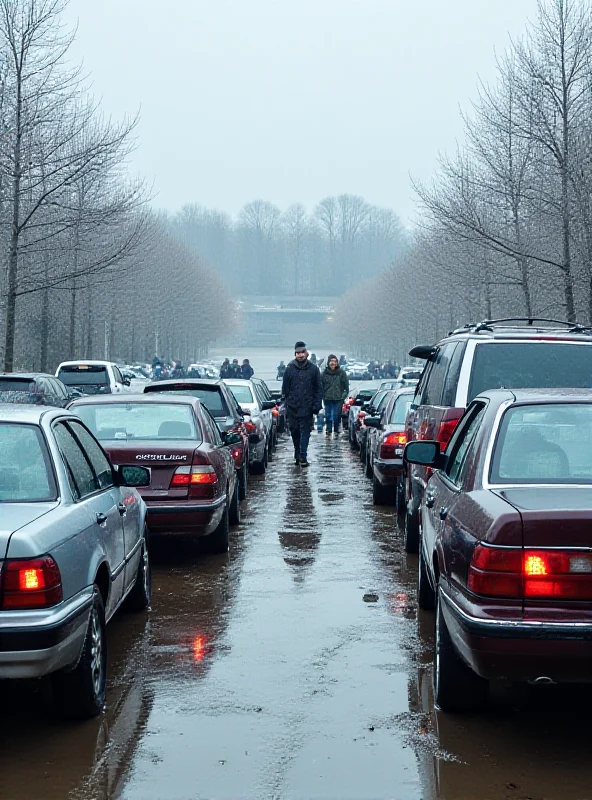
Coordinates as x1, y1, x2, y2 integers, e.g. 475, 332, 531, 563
2, 431, 592, 800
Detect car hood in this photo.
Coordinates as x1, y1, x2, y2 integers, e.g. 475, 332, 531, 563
0, 502, 59, 559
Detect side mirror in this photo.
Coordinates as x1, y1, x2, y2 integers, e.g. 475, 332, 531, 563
115, 465, 150, 487
68, 389, 83, 399
123, 378, 131, 387
404, 441, 445, 468
364, 416, 382, 429
223, 431, 243, 446
261, 400, 276, 411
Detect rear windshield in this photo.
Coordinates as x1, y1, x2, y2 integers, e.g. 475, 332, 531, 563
0, 379, 34, 391
74, 403, 200, 442
146, 385, 229, 418
491, 403, 592, 484
227, 384, 254, 404
389, 395, 413, 424
58, 365, 108, 387
469, 343, 592, 402
0, 423, 56, 501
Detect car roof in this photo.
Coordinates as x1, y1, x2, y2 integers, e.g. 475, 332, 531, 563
57, 360, 115, 367
69, 393, 203, 407
0, 403, 59, 423
0, 372, 49, 379
474, 388, 592, 404
145, 379, 222, 388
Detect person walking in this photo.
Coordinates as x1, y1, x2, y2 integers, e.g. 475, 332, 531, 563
281, 341, 322, 467
228, 358, 242, 378
219, 358, 231, 379
321, 354, 349, 435
241, 359, 254, 379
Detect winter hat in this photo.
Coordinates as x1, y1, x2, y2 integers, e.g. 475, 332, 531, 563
294, 341, 306, 353
328, 354, 338, 363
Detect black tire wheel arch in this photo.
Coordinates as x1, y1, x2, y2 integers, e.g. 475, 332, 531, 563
206, 495, 230, 553
238, 461, 248, 501
404, 504, 420, 553
417, 536, 436, 611
372, 474, 391, 505
229, 477, 241, 526
125, 538, 152, 612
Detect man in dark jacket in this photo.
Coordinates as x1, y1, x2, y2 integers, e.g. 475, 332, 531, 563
281, 341, 322, 467
321, 354, 349, 435
241, 359, 254, 379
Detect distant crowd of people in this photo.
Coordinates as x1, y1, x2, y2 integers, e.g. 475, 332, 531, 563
219, 358, 254, 379
151, 356, 187, 379
365, 359, 400, 379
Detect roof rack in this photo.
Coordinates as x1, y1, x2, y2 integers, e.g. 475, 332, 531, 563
449, 318, 592, 336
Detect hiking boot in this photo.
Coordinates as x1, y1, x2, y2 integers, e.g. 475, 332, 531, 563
300, 459, 310, 468
325, 429, 332, 436
294, 452, 301, 465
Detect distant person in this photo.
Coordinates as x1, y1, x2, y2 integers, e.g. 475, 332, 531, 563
281, 341, 322, 467
219, 358, 231, 379
172, 360, 185, 378
339, 355, 347, 367
228, 359, 242, 378
321, 354, 349, 435
277, 360, 286, 380
241, 359, 254, 379
310, 353, 317, 365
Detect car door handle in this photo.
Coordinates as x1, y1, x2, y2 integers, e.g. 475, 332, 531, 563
439, 507, 448, 520
96, 512, 108, 525
117, 502, 127, 516
426, 493, 435, 508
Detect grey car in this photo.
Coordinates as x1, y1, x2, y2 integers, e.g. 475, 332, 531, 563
0, 404, 151, 718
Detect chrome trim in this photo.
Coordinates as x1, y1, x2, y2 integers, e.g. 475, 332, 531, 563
146, 495, 226, 514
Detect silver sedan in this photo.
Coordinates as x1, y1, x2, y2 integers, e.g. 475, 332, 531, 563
0, 404, 151, 718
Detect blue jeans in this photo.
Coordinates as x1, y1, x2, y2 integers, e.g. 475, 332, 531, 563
324, 402, 342, 432
289, 414, 312, 460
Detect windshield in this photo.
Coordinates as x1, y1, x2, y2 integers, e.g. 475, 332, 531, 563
146, 386, 229, 418
74, 403, 200, 442
0, 423, 56, 502
491, 403, 592, 484
58, 365, 109, 387
389, 395, 413, 424
227, 384, 254, 404
469, 343, 592, 402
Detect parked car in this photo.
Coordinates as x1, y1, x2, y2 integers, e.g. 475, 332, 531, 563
365, 388, 414, 506
355, 389, 394, 461
404, 318, 592, 554
56, 361, 131, 396
0, 404, 151, 718
223, 378, 276, 475
0, 373, 81, 407
70, 394, 241, 550
343, 382, 382, 438
251, 377, 283, 448
143, 379, 250, 499
405, 388, 592, 712
397, 365, 423, 383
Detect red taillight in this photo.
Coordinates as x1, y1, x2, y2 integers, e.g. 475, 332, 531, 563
357, 411, 367, 421
244, 420, 256, 433
468, 546, 592, 600
1, 556, 62, 609
380, 431, 407, 459
170, 466, 218, 488
436, 408, 464, 451
468, 545, 522, 598
272, 407, 279, 417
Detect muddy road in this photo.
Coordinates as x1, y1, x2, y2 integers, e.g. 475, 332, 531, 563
1, 431, 592, 800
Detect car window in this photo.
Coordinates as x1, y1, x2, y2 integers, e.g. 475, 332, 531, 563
376, 392, 392, 412
421, 344, 456, 406
57, 365, 110, 393
441, 343, 464, 406
75, 402, 201, 442
53, 422, 98, 499
201, 408, 222, 446
389, 394, 413, 424
50, 378, 68, 400
491, 403, 592, 484
147, 386, 229, 418
444, 403, 487, 485
468, 342, 592, 403
0, 423, 56, 502
68, 420, 114, 489
227, 384, 254, 404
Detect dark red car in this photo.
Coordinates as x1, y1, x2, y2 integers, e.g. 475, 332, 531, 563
143, 379, 249, 501
70, 394, 241, 552
405, 389, 592, 712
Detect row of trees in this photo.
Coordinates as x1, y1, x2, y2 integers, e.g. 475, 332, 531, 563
170, 195, 407, 296
336, 0, 592, 358
0, 0, 232, 372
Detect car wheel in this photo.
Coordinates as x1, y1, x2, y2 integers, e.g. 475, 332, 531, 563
404, 504, 420, 553
238, 461, 248, 501
372, 474, 391, 505
52, 587, 107, 719
229, 478, 241, 526
250, 445, 267, 475
206, 497, 230, 553
418, 537, 436, 611
435, 588, 488, 712
396, 478, 406, 523
125, 538, 152, 612
267, 436, 274, 462
365, 448, 373, 479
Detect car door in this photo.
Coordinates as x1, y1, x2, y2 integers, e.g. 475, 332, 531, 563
422, 402, 487, 578
200, 407, 234, 496
52, 420, 126, 618
111, 365, 125, 394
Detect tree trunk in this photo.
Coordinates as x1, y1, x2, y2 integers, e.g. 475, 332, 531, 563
40, 287, 50, 372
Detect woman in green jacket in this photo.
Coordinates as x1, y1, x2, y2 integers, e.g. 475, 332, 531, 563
321, 355, 350, 434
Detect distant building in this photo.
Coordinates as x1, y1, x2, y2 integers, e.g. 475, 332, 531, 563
233, 296, 338, 348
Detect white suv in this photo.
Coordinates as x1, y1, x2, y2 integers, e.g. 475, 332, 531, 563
56, 360, 131, 396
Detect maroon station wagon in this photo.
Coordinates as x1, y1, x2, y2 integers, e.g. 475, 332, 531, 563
70, 395, 241, 552
405, 389, 592, 712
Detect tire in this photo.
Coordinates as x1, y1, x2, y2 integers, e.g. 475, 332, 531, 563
435, 588, 488, 712
404, 504, 420, 553
396, 478, 406, 523
206, 497, 230, 553
372, 474, 391, 505
267, 435, 274, 462
365, 448, 373, 479
52, 587, 107, 719
238, 461, 248, 501
418, 538, 436, 611
250, 445, 268, 475
229, 478, 241, 526
349, 427, 359, 450
125, 539, 151, 612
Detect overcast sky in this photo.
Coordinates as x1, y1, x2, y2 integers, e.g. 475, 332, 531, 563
65, 0, 539, 224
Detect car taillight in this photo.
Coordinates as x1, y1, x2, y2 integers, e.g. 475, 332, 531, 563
468, 545, 523, 598
357, 410, 367, 421
1, 556, 62, 609
523, 550, 592, 600
244, 420, 256, 433
436, 408, 464, 451
380, 432, 407, 459
272, 406, 279, 417
170, 466, 218, 487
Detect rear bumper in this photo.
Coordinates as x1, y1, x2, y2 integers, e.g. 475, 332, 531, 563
146, 495, 226, 536
373, 458, 404, 485
442, 590, 592, 682
0, 588, 93, 679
